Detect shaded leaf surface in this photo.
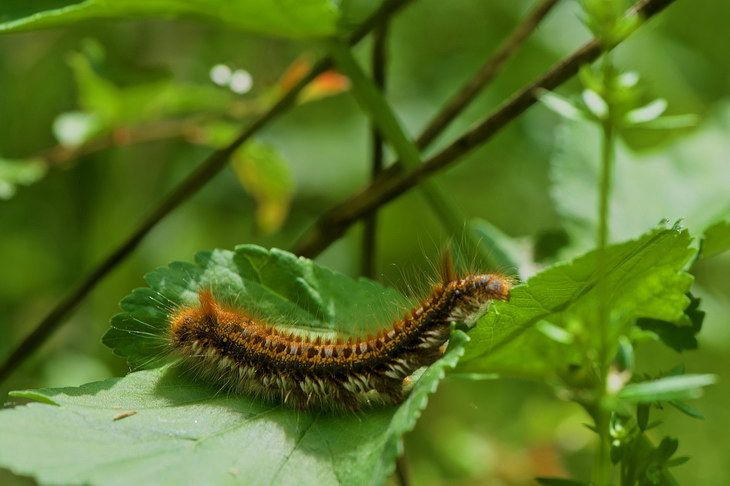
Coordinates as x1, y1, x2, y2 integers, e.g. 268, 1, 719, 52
0, 0, 338, 39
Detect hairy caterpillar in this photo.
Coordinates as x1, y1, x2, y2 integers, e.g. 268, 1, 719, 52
168, 264, 511, 411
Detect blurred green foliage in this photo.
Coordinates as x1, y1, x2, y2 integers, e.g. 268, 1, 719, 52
1, 0, 729, 484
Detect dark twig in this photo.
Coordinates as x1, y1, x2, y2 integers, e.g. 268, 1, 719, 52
0, 0, 414, 384
416, 0, 560, 149
292, 0, 676, 258
361, 23, 389, 278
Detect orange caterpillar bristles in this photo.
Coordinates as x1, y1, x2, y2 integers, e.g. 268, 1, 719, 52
168, 272, 512, 411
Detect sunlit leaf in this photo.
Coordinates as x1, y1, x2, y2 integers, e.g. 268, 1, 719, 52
52, 111, 103, 147
459, 226, 694, 379
582, 89, 608, 119
231, 141, 295, 234
701, 219, 730, 259
618, 374, 717, 403
625, 98, 668, 125
0, 157, 47, 200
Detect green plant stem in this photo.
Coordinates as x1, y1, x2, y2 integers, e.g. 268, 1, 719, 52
362, 22, 388, 279
327, 39, 497, 267
593, 51, 616, 486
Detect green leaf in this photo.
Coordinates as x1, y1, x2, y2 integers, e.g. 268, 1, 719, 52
551, 105, 730, 254
0, 0, 338, 39
0, 157, 47, 200
637, 403, 650, 430
458, 226, 695, 379
638, 114, 700, 130
636, 294, 704, 353
0, 332, 467, 486
668, 400, 704, 420
2, 245, 469, 484
624, 98, 668, 125
103, 245, 410, 368
618, 374, 717, 403
582, 89, 608, 119
67, 46, 233, 128
231, 141, 295, 235
701, 219, 730, 259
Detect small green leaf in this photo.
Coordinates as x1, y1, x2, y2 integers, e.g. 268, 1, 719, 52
582, 89, 608, 119
652, 437, 679, 464
536, 89, 587, 121
615, 336, 634, 372
668, 400, 704, 420
625, 98, 668, 125
636, 294, 704, 353
52, 111, 103, 147
618, 374, 717, 403
536, 321, 574, 345
0, 0, 339, 39
0, 157, 47, 199
665, 456, 690, 467
617, 71, 640, 89
701, 219, 730, 259
638, 114, 700, 130
231, 141, 295, 234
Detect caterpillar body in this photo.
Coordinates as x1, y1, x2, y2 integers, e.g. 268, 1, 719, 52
169, 272, 511, 411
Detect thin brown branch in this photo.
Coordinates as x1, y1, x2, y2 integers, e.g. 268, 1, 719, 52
361, 22, 389, 278
41, 117, 209, 166
416, 0, 560, 149
293, 0, 676, 258
0, 0, 414, 385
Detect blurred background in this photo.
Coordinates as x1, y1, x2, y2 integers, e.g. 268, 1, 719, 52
1, 0, 728, 484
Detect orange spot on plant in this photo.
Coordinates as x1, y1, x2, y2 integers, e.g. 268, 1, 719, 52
277, 55, 350, 103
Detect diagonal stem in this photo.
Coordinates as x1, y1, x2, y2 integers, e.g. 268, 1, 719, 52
416, 0, 560, 149
292, 0, 676, 258
0, 0, 414, 385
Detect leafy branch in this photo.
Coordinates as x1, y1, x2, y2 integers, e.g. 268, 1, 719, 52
293, 0, 677, 258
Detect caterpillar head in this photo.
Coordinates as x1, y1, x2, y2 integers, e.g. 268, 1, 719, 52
446, 274, 512, 327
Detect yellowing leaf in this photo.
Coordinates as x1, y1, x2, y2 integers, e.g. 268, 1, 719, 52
231, 141, 294, 234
